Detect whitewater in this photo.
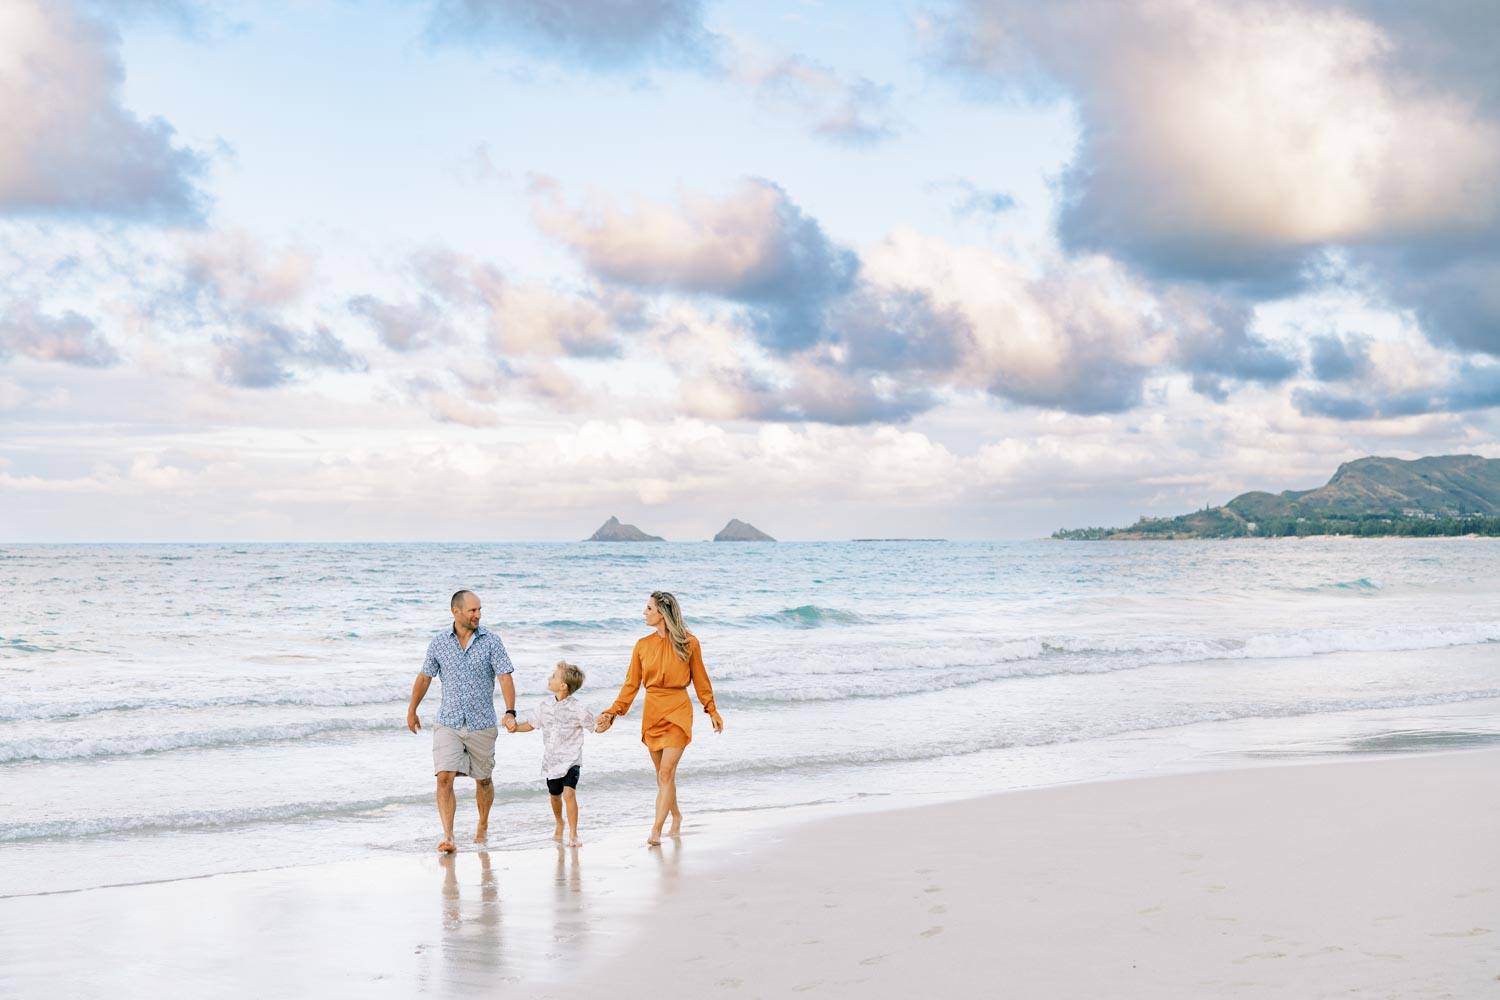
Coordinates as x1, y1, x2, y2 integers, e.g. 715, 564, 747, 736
2, 538, 1498, 898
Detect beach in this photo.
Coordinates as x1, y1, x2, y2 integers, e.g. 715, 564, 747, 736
5, 749, 1496, 998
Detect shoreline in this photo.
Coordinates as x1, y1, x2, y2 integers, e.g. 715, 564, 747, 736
4, 749, 1497, 997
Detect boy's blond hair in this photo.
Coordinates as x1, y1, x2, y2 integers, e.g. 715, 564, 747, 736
557, 660, 585, 694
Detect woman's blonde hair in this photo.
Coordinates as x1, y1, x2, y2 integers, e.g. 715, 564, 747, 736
651, 590, 693, 662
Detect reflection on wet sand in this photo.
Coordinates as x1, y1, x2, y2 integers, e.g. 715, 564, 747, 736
421, 852, 506, 991
421, 827, 720, 990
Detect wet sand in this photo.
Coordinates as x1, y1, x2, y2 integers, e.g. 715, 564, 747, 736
3, 751, 1496, 998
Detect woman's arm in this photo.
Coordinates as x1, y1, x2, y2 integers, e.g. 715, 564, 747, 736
599, 643, 644, 725
688, 637, 723, 732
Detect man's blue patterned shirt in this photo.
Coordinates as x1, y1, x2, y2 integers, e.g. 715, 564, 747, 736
421, 624, 514, 729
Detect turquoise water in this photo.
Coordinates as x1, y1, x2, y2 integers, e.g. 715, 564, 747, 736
2, 539, 1498, 896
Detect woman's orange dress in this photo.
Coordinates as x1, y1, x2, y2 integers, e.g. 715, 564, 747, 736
606, 633, 719, 750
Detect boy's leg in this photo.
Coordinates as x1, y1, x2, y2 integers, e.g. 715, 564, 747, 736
562, 786, 579, 846
550, 793, 564, 840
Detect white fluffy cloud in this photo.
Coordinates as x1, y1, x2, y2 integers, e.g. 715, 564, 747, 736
0, 0, 204, 219
949, 0, 1500, 284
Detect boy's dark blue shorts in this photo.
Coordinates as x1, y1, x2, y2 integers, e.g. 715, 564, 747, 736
546, 765, 581, 796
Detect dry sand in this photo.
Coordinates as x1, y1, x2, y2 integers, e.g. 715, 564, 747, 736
4, 751, 1496, 999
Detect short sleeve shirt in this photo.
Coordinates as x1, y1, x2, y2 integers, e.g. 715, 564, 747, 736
421, 625, 514, 729
519, 695, 596, 779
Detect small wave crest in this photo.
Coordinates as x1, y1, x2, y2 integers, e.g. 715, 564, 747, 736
741, 605, 868, 629
1300, 577, 1384, 593
0, 716, 396, 764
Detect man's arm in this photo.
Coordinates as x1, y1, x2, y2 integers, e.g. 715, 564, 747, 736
407, 674, 432, 733
499, 673, 516, 717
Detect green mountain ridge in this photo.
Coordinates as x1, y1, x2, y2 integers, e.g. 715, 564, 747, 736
1055, 455, 1500, 539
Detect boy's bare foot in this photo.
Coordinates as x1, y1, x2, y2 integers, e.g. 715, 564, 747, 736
473, 827, 487, 843
567, 836, 582, 847
552, 822, 564, 842
437, 839, 456, 854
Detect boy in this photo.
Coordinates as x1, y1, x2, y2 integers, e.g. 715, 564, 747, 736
504, 660, 595, 847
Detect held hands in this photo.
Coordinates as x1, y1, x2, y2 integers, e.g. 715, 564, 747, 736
594, 713, 614, 734
502, 715, 517, 733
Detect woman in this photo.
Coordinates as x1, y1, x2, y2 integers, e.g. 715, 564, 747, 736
595, 590, 724, 845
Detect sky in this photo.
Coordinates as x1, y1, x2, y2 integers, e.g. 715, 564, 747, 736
3, 0, 1500, 542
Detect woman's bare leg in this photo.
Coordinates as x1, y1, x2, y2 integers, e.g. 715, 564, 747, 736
649, 747, 685, 845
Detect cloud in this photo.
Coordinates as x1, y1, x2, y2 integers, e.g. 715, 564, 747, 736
407, 249, 638, 357
0, 299, 119, 367
1308, 332, 1373, 382
1169, 293, 1299, 401
859, 231, 1173, 414
945, 0, 1500, 292
1293, 362, 1500, 420
348, 295, 451, 352
424, 0, 720, 69
945, 180, 1016, 220
171, 233, 365, 387
533, 177, 857, 350
0, 0, 206, 221
735, 53, 900, 145
216, 322, 363, 389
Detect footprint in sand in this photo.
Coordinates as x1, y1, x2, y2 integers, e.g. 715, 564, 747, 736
923, 885, 943, 894
920, 926, 944, 938
860, 955, 886, 966
1431, 927, 1491, 937
929, 904, 947, 915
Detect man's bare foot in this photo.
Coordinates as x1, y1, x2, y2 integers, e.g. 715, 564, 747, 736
437, 839, 456, 854
552, 822, 564, 842
567, 836, 582, 847
473, 827, 487, 844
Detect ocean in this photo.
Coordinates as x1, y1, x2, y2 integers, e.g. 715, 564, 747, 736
3, 539, 1498, 898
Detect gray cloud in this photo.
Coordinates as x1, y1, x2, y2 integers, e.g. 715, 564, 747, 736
1293, 363, 1500, 420
215, 322, 364, 389
829, 289, 966, 373
535, 178, 857, 352
168, 234, 366, 387
1173, 297, 1299, 402
348, 294, 452, 352
1308, 333, 1373, 382
1372, 252, 1500, 357
0, 0, 207, 222
425, 0, 720, 69
0, 300, 119, 367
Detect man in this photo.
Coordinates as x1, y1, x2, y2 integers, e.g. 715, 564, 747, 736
406, 589, 516, 853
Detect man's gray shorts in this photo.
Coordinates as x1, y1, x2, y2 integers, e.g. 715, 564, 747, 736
432, 724, 498, 780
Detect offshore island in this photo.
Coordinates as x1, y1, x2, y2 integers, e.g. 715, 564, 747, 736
1055, 455, 1500, 539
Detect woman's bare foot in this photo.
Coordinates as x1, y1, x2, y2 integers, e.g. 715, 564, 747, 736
567, 835, 582, 847
552, 822, 564, 842
646, 826, 663, 846
437, 839, 456, 854
668, 820, 682, 837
